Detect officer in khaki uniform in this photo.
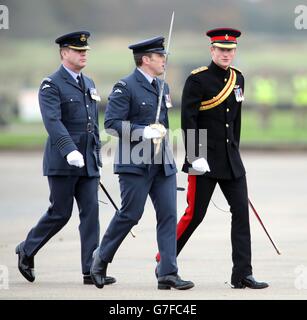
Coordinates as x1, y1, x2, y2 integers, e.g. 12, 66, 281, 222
15, 31, 115, 286
156, 28, 268, 289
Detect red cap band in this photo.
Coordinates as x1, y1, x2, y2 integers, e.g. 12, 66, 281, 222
211, 35, 237, 42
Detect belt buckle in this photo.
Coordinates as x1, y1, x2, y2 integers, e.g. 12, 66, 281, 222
87, 123, 93, 132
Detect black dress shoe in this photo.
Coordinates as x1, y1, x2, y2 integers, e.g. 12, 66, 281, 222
83, 274, 116, 285
232, 275, 269, 289
158, 274, 194, 290
90, 250, 115, 289
15, 243, 35, 282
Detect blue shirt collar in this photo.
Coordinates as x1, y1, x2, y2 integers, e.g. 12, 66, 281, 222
62, 64, 81, 82
137, 67, 156, 84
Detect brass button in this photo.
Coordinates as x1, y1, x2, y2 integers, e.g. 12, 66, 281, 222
226, 108, 230, 112
226, 123, 229, 128
226, 139, 229, 143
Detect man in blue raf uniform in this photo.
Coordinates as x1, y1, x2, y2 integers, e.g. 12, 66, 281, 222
156, 28, 268, 289
90, 36, 194, 290
15, 31, 115, 286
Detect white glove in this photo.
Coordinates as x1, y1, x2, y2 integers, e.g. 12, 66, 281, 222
143, 124, 167, 140
192, 157, 210, 173
66, 150, 85, 168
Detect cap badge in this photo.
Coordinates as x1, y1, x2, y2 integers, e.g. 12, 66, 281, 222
225, 34, 229, 40
80, 34, 86, 42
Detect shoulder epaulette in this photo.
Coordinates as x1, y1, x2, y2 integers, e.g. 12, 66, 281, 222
116, 80, 127, 87
191, 66, 208, 75
41, 77, 52, 84
230, 66, 242, 74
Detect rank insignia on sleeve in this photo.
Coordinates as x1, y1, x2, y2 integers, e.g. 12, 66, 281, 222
114, 89, 123, 94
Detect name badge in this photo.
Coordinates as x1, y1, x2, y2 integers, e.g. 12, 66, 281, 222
234, 85, 244, 102
165, 94, 173, 108
90, 88, 101, 102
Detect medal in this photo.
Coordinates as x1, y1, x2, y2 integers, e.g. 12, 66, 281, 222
234, 85, 244, 102
90, 88, 101, 102
165, 94, 173, 108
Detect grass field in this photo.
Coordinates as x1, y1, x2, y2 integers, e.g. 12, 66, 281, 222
170, 110, 307, 145
0, 110, 306, 149
2, 34, 307, 100
1, 35, 307, 149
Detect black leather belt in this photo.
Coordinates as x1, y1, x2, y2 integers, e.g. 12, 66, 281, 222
63, 122, 94, 133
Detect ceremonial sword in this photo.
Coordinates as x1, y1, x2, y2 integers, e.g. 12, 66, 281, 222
153, 11, 175, 153
213, 197, 281, 255
99, 13, 175, 238
248, 198, 281, 255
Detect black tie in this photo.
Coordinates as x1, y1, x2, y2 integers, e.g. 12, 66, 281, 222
151, 79, 159, 93
77, 75, 84, 91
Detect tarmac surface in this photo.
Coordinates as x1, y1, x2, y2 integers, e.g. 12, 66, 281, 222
0, 150, 307, 300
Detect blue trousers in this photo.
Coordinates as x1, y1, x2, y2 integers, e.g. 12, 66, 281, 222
23, 176, 100, 274
98, 165, 178, 277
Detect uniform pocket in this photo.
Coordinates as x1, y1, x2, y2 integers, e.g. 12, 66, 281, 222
61, 95, 82, 106
138, 98, 155, 122
49, 144, 72, 170
61, 95, 83, 119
